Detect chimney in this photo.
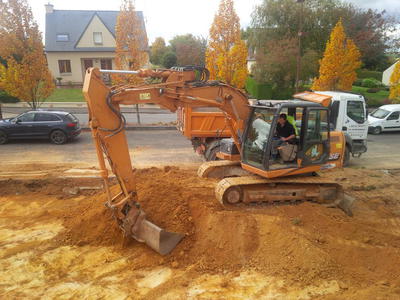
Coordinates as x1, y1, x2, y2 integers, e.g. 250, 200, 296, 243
45, 3, 54, 14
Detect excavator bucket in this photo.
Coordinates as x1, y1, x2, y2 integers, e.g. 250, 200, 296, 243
121, 204, 184, 255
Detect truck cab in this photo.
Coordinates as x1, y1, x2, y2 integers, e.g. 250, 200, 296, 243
302, 91, 368, 165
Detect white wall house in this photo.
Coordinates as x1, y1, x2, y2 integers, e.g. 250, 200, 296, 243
44, 4, 148, 85
382, 60, 399, 86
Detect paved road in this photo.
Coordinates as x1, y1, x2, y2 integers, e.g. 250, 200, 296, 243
0, 130, 399, 170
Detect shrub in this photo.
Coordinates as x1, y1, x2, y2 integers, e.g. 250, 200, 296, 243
353, 78, 363, 86
245, 76, 272, 99
0, 90, 20, 103
356, 69, 383, 81
362, 78, 383, 88
366, 88, 380, 93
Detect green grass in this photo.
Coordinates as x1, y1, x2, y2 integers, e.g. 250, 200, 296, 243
351, 86, 389, 107
44, 88, 84, 102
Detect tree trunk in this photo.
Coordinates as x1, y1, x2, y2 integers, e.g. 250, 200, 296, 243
0, 103, 3, 119
135, 104, 141, 124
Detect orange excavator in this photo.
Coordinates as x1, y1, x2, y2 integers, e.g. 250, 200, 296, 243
83, 66, 353, 255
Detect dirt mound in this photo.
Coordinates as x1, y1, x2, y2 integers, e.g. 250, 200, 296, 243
50, 166, 400, 289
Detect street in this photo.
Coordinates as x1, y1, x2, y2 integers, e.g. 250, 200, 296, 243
0, 129, 399, 170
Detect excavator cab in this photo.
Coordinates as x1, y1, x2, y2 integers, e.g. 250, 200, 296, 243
240, 101, 331, 175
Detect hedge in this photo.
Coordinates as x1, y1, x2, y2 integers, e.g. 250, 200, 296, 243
356, 69, 383, 81
0, 90, 20, 103
245, 76, 272, 99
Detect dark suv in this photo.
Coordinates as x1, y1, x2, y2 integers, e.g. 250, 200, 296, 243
0, 110, 81, 145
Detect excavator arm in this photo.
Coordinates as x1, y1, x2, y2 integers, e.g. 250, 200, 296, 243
82, 67, 250, 255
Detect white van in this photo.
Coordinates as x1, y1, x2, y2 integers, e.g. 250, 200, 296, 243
368, 104, 400, 134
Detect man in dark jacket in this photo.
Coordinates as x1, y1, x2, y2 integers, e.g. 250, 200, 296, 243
271, 113, 296, 160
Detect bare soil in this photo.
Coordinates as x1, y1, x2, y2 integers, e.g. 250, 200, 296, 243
1, 166, 400, 299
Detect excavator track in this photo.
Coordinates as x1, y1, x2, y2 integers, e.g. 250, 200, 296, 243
198, 160, 251, 179
215, 175, 354, 216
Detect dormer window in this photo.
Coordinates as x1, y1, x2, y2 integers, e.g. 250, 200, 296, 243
93, 32, 103, 45
56, 34, 69, 42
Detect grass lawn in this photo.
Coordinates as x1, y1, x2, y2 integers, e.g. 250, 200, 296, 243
351, 86, 389, 107
44, 88, 84, 102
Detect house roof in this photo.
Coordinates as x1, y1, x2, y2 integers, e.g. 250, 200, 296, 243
45, 9, 146, 52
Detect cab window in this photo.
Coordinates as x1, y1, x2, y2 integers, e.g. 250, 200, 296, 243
347, 100, 365, 124
242, 108, 275, 169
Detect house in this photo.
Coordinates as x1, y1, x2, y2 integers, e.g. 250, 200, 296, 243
44, 4, 148, 85
382, 59, 399, 86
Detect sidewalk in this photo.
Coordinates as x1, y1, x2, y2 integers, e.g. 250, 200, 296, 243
3, 102, 165, 110
1, 102, 177, 130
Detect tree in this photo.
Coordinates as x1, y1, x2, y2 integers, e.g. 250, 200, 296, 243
169, 34, 207, 67
162, 51, 177, 69
150, 37, 167, 66
113, 0, 148, 85
250, 0, 398, 72
206, 0, 248, 88
0, 0, 54, 110
389, 62, 400, 103
312, 19, 361, 91
253, 36, 319, 94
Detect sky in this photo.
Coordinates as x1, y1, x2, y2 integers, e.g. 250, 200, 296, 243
29, 0, 400, 44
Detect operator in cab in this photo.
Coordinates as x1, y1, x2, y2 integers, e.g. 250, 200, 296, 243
271, 113, 296, 160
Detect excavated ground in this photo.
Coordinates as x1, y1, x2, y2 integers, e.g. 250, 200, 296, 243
1, 166, 400, 299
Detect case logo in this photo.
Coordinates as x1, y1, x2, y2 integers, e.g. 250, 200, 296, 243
139, 93, 151, 100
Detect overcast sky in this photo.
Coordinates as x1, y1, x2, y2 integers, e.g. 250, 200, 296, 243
29, 0, 400, 44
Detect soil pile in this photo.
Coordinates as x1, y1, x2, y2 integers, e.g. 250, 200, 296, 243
48, 166, 400, 289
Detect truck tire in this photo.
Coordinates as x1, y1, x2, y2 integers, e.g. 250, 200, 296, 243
205, 140, 221, 161
343, 146, 350, 167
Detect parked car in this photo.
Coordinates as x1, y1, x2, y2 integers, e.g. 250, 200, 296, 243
368, 104, 400, 134
0, 110, 81, 144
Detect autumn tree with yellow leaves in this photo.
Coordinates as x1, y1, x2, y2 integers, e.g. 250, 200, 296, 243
389, 62, 400, 104
0, 0, 54, 109
113, 0, 148, 85
312, 19, 361, 91
206, 0, 248, 88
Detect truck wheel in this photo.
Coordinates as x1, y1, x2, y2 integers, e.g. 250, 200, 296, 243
50, 130, 67, 145
0, 130, 8, 145
343, 146, 350, 167
205, 140, 221, 161
371, 126, 382, 135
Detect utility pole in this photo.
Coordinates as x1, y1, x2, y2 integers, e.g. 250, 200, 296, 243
295, 0, 305, 92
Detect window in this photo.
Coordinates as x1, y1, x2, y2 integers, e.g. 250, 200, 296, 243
58, 60, 71, 73
56, 34, 69, 42
35, 113, 61, 122
303, 109, 329, 163
242, 108, 276, 169
100, 59, 112, 70
370, 108, 390, 119
66, 114, 78, 122
18, 113, 35, 122
306, 109, 329, 141
347, 101, 365, 124
387, 111, 400, 121
93, 32, 103, 45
